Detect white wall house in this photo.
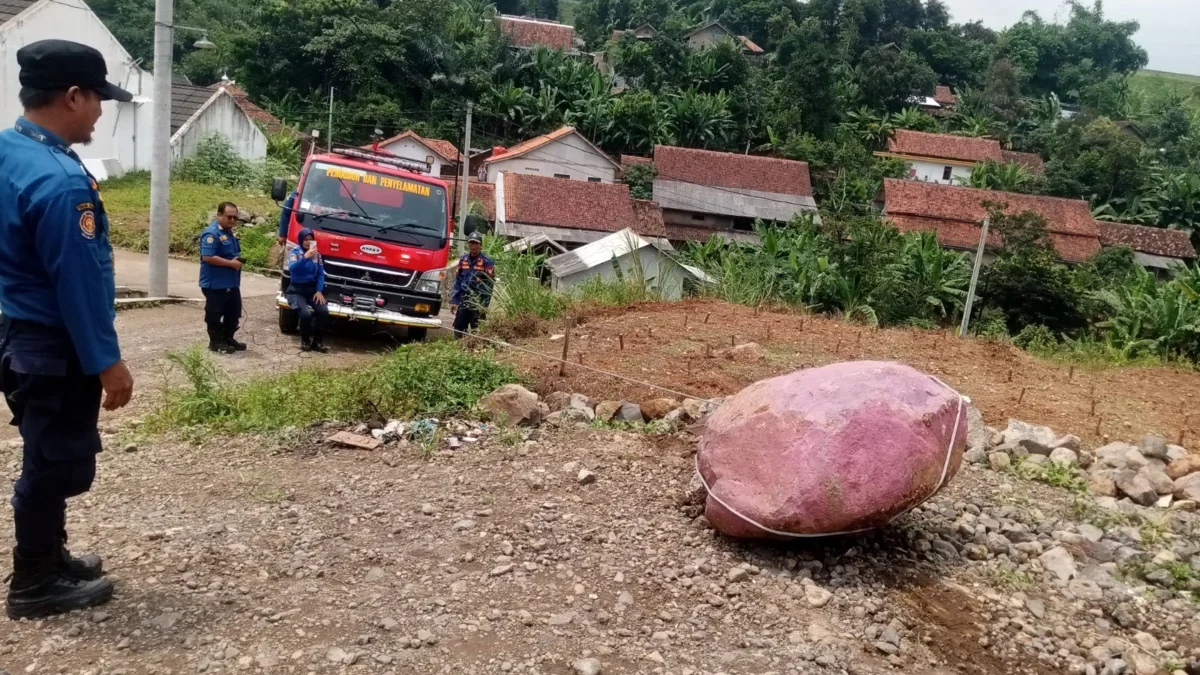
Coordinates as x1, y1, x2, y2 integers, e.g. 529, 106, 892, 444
170, 84, 267, 162
373, 131, 461, 178
485, 126, 621, 184
905, 159, 974, 185
1, 0, 153, 178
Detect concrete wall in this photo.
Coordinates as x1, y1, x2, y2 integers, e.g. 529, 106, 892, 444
487, 132, 616, 183
171, 92, 267, 162
687, 25, 727, 51
1, 0, 152, 174
905, 159, 973, 186
378, 137, 447, 177
552, 246, 689, 300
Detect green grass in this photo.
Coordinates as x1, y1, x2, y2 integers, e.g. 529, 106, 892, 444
101, 171, 281, 270
1131, 70, 1200, 111
149, 340, 520, 434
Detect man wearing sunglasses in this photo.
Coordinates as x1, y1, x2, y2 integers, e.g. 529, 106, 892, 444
199, 202, 245, 353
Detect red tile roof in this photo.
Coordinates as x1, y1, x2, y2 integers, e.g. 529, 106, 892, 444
372, 130, 463, 164
653, 145, 812, 197
882, 179, 1102, 263
886, 130, 1004, 164
621, 155, 653, 167
466, 180, 496, 221
1097, 221, 1197, 260
487, 126, 578, 163
499, 15, 575, 50
1001, 150, 1046, 175
737, 36, 764, 54
503, 174, 664, 236
631, 200, 666, 236
933, 86, 957, 107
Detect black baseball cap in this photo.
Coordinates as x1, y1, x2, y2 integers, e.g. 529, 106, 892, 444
467, 232, 483, 243
17, 39, 134, 103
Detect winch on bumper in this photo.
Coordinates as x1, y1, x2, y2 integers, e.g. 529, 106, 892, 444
275, 294, 442, 329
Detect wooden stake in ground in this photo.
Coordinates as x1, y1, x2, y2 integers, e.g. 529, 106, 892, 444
706, 343, 712, 358
684, 315, 688, 329
618, 334, 624, 350
799, 315, 805, 332
730, 335, 735, 347
767, 324, 772, 341
704, 312, 710, 324
1090, 399, 1097, 416
1018, 387, 1027, 404
1181, 415, 1191, 445
1068, 365, 1075, 381
1007, 367, 1013, 383
1095, 416, 1103, 436
648, 327, 653, 338
559, 316, 573, 377
835, 338, 841, 354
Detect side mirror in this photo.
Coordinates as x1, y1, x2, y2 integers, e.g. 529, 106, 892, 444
271, 177, 288, 202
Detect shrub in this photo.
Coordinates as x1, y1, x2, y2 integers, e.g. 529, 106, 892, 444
620, 162, 657, 200
151, 341, 518, 433
1013, 324, 1058, 353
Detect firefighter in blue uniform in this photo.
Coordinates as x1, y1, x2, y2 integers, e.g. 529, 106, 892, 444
286, 227, 330, 353
450, 233, 495, 339
198, 202, 246, 354
276, 190, 297, 246
0, 39, 136, 619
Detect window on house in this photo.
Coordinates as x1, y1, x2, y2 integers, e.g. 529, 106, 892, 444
587, 177, 602, 183
524, 167, 540, 172
942, 166, 953, 181
691, 214, 706, 221
554, 173, 571, 180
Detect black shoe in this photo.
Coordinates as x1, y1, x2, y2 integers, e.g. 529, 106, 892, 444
310, 340, 330, 354
225, 337, 248, 352
300, 336, 313, 352
6, 549, 113, 620
209, 341, 235, 354
59, 545, 103, 581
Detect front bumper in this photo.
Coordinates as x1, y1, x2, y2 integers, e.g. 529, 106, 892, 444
277, 294, 442, 329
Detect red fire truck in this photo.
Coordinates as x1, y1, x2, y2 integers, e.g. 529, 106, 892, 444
271, 146, 454, 341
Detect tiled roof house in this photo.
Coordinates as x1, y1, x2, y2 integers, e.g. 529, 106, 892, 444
880, 179, 1102, 263
880, 130, 1046, 185
499, 15, 576, 51
649, 145, 816, 243
494, 172, 665, 245
1097, 221, 1197, 270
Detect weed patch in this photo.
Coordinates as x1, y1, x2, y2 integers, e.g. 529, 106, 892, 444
150, 341, 519, 434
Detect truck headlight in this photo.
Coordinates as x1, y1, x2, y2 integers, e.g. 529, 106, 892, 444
415, 268, 446, 295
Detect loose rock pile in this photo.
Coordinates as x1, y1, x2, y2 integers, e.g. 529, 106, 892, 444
968, 417, 1198, 513
477, 384, 721, 429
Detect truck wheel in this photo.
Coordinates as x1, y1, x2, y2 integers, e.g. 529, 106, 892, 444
407, 327, 428, 342
278, 306, 299, 334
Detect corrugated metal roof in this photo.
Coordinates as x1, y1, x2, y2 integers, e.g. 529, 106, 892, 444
546, 228, 657, 278
0, 0, 38, 26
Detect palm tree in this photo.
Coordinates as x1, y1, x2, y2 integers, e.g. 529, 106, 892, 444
841, 106, 893, 150
890, 107, 936, 132
962, 160, 1037, 193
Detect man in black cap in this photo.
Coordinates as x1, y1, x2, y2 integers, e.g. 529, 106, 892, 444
0, 39, 135, 619
449, 232, 495, 339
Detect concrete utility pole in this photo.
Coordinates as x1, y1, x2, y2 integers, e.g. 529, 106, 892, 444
147, 0, 174, 298
959, 218, 990, 336
457, 102, 473, 256
327, 87, 334, 151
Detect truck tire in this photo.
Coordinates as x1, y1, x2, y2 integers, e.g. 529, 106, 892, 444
278, 306, 299, 335
407, 327, 428, 342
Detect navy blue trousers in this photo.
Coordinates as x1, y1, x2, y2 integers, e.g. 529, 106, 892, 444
1, 318, 102, 558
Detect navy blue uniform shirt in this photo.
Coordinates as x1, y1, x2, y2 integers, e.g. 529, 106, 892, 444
277, 191, 296, 240
287, 228, 325, 292
451, 252, 495, 307
198, 221, 241, 289
0, 118, 119, 375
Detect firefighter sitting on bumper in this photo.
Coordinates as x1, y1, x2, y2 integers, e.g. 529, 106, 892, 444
450, 233, 495, 339
286, 227, 330, 353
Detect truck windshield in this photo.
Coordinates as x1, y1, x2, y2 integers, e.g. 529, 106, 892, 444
298, 162, 447, 247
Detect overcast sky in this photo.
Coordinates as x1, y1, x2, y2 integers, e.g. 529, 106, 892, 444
941, 0, 1200, 76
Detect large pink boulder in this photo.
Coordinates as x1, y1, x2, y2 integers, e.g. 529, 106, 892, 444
697, 361, 967, 539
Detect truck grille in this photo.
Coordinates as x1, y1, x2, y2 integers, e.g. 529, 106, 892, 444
324, 259, 415, 290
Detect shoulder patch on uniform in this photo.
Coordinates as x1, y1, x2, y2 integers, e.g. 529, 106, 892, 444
79, 211, 96, 240
206, 235, 216, 244
219, 235, 228, 242
76, 202, 95, 211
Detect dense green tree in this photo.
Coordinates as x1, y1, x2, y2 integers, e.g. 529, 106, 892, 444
854, 46, 937, 111
1045, 118, 1148, 204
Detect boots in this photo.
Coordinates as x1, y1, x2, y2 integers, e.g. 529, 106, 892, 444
300, 335, 314, 352
208, 329, 235, 354
310, 336, 329, 354
60, 532, 102, 581
7, 549, 113, 620
225, 334, 247, 351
